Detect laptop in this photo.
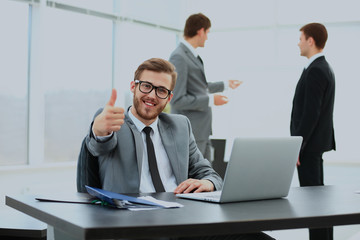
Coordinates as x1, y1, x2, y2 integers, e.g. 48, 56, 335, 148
176, 136, 302, 203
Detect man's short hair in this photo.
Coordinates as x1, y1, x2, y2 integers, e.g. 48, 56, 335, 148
300, 23, 328, 50
184, 13, 211, 38
134, 58, 177, 91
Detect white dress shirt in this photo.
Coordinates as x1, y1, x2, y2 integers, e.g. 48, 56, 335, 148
128, 110, 178, 193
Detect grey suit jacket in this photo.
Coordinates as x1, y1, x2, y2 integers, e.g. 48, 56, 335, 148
85, 108, 223, 193
169, 42, 224, 141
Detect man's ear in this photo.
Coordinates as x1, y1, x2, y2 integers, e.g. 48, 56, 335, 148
308, 36, 315, 47
167, 93, 174, 103
197, 28, 205, 36
130, 81, 136, 93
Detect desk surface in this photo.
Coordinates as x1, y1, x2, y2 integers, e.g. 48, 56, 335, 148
6, 185, 360, 240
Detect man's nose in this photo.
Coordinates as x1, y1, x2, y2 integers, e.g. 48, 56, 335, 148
148, 88, 157, 98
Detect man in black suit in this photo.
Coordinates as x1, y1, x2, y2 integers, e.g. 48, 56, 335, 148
291, 23, 336, 240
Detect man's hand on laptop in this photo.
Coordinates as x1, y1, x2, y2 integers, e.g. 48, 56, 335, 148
174, 179, 214, 194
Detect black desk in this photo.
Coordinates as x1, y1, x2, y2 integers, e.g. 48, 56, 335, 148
6, 185, 360, 240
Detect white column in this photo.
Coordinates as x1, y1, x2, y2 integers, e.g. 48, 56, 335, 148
27, 0, 46, 165
112, 22, 128, 108
112, 1, 131, 109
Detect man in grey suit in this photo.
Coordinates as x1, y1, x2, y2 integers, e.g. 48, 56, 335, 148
84, 58, 274, 240
86, 58, 220, 194
169, 13, 242, 161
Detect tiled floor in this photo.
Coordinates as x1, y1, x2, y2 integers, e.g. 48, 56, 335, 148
267, 162, 360, 240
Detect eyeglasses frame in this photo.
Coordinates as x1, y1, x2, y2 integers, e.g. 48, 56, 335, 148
134, 80, 172, 99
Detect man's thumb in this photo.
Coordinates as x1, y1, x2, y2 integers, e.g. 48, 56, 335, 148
107, 88, 117, 106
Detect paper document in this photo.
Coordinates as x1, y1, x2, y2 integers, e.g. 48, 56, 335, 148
138, 196, 183, 208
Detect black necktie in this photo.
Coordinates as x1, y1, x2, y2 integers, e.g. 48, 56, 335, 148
197, 55, 203, 65
143, 127, 165, 192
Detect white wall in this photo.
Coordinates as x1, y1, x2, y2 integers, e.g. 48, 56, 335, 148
107, 0, 360, 164
1, 0, 360, 206
189, 1, 360, 164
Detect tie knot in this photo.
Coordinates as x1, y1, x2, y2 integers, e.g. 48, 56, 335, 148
143, 126, 152, 135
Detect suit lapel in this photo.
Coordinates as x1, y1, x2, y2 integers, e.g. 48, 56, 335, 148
124, 115, 144, 179
157, 118, 183, 184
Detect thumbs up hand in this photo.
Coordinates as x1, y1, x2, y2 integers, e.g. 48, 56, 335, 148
93, 89, 125, 136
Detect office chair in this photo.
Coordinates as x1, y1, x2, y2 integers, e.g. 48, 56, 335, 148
76, 138, 102, 193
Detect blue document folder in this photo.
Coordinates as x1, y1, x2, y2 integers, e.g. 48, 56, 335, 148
85, 186, 163, 208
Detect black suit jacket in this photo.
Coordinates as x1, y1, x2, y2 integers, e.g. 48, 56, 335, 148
291, 56, 336, 153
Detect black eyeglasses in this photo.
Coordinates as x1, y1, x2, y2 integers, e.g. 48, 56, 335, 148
134, 80, 172, 99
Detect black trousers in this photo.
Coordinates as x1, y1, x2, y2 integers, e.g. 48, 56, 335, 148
297, 151, 333, 240
197, 138, 213, 162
